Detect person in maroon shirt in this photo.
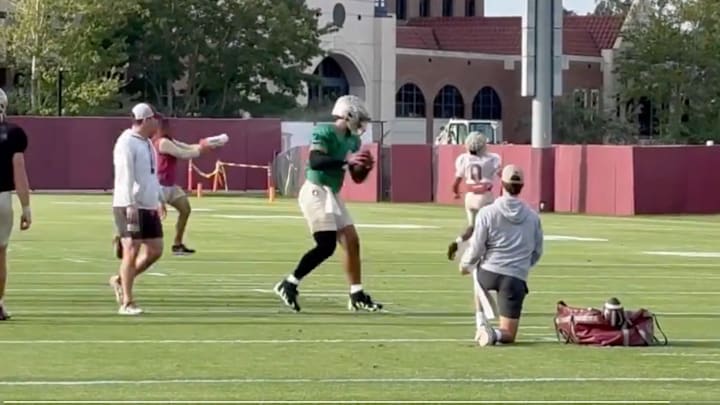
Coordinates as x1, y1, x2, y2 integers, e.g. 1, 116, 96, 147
154, 119, 213, 255
113, 118, 211, 257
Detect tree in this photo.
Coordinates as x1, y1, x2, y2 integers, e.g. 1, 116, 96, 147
118, 0, 192, 114
552, 96, 638, 144
614, 0, 720, 143
0, 0, 135, 115
124, 0, 330, 117
594, 0, 633, 16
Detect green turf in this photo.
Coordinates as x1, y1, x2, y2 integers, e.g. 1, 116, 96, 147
1, 194, 720, 403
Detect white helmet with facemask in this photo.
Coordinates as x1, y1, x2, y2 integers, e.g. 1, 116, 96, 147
465, 131, 487, 154
332, 95, 370, 136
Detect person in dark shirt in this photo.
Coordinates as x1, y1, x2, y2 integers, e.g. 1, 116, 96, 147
0, 89, 32, 321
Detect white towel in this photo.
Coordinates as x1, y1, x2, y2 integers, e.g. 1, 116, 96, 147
323, 186, 342, 215
205, 133, 229, 147
473, 270, 497, 320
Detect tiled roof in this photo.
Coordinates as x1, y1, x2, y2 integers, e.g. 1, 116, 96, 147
397, 16, 624, 57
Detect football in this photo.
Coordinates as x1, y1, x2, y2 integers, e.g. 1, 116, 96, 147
356, 149, 374, 166
350, 162, 371, 184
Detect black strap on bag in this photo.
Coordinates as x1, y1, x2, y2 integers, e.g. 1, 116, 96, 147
554, 313, 576, 344
554, 301, 572, 344
652, 314, 669, 346
635, 312, 668, 346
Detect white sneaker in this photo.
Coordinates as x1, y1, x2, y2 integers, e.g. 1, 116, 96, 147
0, 302, 10, 321
109, 275, 123, 304
475, 324, 497, 347
118, 303, 144, 316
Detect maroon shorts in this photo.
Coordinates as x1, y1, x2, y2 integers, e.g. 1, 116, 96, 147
113, 207, 163, 240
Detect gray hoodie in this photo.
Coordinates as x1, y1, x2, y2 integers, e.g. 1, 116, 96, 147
459, 195, 543, 282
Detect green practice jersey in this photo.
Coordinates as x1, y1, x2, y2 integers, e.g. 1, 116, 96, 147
305, 124, 360, 193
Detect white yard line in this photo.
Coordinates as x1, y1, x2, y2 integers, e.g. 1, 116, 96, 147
0, 401, 676, 404
11, 288, 719, 296
12, 271, 720, 280
62, 258, 89, 264
10, 309, 718, 317
246, 288, 720, 296
0, 377, 718, 387
441, 322, 550, 328
0, 338, 517, 345
14, 257, 720, 268
642, 353, 720, 357
644, 251, 720, 258
0, 337, 719, 345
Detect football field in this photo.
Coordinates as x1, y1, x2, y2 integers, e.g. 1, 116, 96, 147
1, 194, 720, 403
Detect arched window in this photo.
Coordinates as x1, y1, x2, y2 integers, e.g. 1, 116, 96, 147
465, 0, 476, 16
395, 83, 426, 118
396, 0, 407, 20
442, 0, 453, 16
308, 57, 349, 107
637, 97, 658, 136
433, 85, 464, 118
419, 0, 430, 17
472, 87, 502, 120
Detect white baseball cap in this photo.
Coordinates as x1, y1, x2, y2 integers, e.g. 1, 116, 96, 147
501, 164, 524, 184
131, 103, 160, 120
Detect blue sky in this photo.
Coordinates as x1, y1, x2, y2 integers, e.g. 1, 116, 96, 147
485, 0, 597, 16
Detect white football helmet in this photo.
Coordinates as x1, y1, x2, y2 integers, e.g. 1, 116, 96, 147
602, 297, 627, 329
0, 88, 8, 120
332, 95, 370, 136
465, 131, 487, 154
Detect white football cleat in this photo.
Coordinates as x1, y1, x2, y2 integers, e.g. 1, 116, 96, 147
118, 303, 144, 316
109, 275, 123, 304
475, 324, 497, 347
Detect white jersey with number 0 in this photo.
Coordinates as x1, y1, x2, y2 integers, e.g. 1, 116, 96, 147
454, 152, 502, 186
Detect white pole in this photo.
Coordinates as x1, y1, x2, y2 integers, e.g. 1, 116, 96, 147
531, 0, 553, 148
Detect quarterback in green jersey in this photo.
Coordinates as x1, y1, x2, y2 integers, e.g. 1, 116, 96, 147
273, 95, 382, 313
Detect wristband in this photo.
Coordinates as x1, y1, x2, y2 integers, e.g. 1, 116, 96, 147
22, 205, 31, 218
455, 236, 463, 244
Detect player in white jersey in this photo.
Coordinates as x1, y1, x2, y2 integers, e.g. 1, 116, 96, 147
447, 132, 501, 260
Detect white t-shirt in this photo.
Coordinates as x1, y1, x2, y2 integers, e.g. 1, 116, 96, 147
454, 152, 502, 186
112, 129, 162, 209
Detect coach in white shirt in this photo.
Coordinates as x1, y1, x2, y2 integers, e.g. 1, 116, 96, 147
110, 103, 166, 316
459, 164, 543, 347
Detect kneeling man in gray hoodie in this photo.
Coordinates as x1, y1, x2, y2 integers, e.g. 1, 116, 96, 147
459, 164, 544, 346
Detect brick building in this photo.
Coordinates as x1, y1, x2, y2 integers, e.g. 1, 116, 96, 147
306, 0, 626, 144
0, 0, 628, 144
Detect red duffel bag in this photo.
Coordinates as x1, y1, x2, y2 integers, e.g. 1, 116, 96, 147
553, 299, 668, 346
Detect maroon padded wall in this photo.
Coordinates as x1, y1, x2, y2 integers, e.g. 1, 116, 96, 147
11, 116, 280, 191
633, 146, 720, 214
388, 144, 433, 203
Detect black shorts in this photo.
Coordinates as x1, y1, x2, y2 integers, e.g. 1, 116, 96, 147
113, 207, 163, 240
475, 269, 528, 319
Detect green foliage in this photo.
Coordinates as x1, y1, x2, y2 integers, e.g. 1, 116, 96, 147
124, 0, 329, 117
615, 0, 720, 143
593, 0, 633, 16
552, 96, 638, 144
0, 0, 327, 117
0, 0, 135, 115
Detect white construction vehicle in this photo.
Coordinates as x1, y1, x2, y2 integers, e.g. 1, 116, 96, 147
434, 119, 503, 145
